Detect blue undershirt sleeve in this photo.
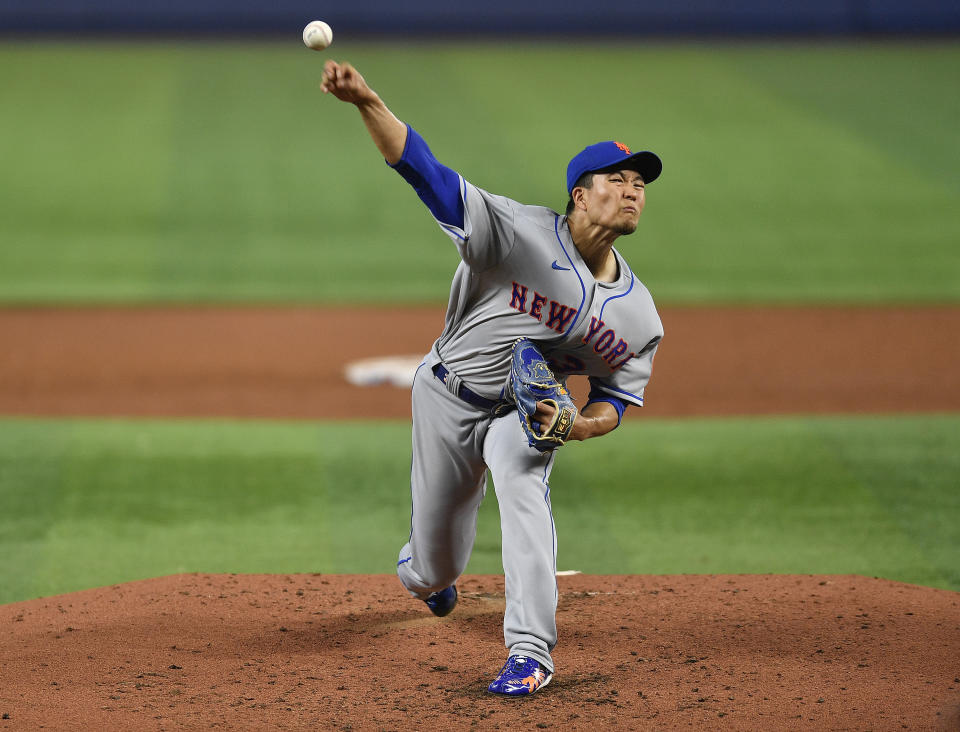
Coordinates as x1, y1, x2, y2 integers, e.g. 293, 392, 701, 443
388, 124, 464, 230
586, 386, 628, 428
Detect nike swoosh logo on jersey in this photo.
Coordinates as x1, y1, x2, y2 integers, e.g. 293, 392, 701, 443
551, 261, 570, 271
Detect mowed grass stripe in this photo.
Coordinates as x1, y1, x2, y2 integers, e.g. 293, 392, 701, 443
0, 415, 956, 605
0, 41, 957, 304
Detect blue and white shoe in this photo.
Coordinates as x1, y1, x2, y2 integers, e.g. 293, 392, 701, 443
424, 585, 457, 617
487, 655, 553, 696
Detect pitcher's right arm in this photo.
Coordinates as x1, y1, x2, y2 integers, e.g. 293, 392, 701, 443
321, 60, 463, 229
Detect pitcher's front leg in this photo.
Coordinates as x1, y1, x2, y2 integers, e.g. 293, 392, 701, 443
483, 414, 558, 674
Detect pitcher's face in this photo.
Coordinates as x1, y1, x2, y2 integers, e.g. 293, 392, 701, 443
579, 169, 646, 235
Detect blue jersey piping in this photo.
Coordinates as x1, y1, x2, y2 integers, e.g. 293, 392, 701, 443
440, 222, 465, 242
598, 264, 635, 322
598, 382, 644, 406
553, 215, 586, 336
541, 452, 558, 601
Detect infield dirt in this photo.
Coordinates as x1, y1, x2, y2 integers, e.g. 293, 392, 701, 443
1, 305, 958, 419
1, 305, 959, 730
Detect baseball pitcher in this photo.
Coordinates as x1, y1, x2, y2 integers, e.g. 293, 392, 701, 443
321, 60, 664, 696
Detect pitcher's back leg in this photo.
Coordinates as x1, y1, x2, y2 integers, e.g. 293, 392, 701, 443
397, 365, 491, 598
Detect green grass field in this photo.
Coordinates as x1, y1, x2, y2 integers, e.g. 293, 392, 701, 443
2, 415, 957, 605
1, 41, 958, 304
2, 40, 958, 606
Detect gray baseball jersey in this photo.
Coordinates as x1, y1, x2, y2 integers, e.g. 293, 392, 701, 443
424, 179, 663, 403
395, 143, 662, 675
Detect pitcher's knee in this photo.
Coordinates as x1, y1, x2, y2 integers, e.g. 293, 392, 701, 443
399, 553, 460, 595
420, 568, 459, 593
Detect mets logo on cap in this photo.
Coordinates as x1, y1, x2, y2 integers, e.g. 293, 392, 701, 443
565, 140, 663, 194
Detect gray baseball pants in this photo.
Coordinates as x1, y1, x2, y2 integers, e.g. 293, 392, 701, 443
396, 361, 558, 673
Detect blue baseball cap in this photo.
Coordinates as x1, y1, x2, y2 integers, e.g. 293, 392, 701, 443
566, 141, 662, 194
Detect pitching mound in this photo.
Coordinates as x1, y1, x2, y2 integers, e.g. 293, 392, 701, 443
2, 574, 958, 730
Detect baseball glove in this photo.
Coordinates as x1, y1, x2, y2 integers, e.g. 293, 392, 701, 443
507, 338, 578, 452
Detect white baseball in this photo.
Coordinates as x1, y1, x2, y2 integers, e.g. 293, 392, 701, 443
302, 20, 333, 51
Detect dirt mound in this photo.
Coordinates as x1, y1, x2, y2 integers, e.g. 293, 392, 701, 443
2, 573, 958, 730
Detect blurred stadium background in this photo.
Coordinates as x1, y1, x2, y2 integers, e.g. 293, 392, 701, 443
4, 0, 960, 34
1, 2, 958, 604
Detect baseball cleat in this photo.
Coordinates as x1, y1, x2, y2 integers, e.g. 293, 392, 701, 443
487, 655, 552, 696
424, 585, 457, 617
